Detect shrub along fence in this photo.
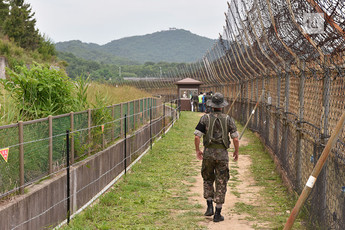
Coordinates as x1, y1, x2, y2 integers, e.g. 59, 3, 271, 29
0, 97, 168, 198
0, 97, 180, 229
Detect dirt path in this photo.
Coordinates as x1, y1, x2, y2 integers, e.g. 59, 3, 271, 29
188, 137, 268, 229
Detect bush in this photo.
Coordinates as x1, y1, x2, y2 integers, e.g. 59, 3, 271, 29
1, 63, 77, 119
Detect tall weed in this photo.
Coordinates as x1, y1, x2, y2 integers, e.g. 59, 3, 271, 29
1, 63, 77, 119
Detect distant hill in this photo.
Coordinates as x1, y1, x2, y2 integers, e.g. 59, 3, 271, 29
55, 40, 138, 65
55, 29, 215, 64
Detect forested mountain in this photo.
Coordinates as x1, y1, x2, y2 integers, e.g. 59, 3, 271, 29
56, 29, 215, 64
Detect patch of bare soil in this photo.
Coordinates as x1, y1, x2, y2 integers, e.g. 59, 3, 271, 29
188, 137, 269, 229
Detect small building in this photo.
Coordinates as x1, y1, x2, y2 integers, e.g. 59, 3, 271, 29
175, 78, 203, 111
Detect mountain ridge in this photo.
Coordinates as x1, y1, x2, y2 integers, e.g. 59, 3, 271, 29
55, 29, 216, 64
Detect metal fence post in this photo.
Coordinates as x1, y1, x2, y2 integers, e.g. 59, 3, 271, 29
127, 101, 130, 131
88, 108, 91, 156
171, 100, 174, 128
275, 71, 282, 154
314, 58, 331, 225
66, 130, 71, 224
163, 103, 166, 135
296, 62, 305, 191
48, 115, 53, 174
70, 112, 75, 164
282, 67, 290, 167
124, 114, 127, 175
265, 75, 270, 145
111, 105, 115, 141
260, 76, 265, 132
255, 78, 258, 129
120, 103, 124, 137
150, 107, 152, 149
133, 100, 136, 130
18, 121, 24, 194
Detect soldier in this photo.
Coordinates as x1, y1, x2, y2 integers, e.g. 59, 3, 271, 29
191, 92, 199, 112
194, 92, 239, 222
204, 92, 212, 114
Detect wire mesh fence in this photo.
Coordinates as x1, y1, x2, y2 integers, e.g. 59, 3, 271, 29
0, 97, 181, 230
120, 1, 345, 228
0, 97, 166, 200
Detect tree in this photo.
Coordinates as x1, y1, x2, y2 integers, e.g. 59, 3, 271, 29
0, 0, 9, 31
3, 0, 40, 50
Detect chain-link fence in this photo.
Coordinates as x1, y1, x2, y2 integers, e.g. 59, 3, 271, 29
122, 1, 345, 228
0, 97, 165, 199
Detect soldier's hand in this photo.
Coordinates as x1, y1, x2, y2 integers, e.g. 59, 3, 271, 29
196, 150, 203, 160
233, 150, 239, 162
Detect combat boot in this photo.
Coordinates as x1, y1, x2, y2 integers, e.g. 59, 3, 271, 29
213, 207, 224, 222
204, 200, 214, 216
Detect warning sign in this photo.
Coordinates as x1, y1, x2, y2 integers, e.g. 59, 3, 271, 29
0, 148, 9, 162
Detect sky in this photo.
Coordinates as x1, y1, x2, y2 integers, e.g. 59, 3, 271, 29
25, 0, 228, 45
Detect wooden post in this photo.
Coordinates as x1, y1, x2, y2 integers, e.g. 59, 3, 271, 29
48, 115, 53, 174
284, 111, 345, 230
18, 121, 24, 194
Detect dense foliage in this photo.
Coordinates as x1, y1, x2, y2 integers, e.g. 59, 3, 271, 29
55, 29, 215, 64
58, 50, 189, 79
57, 52, 121, 82
2, 63, 78, 119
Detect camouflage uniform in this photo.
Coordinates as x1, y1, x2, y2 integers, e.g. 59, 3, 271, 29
194, 112, 238, 204
204, 93, 212, 114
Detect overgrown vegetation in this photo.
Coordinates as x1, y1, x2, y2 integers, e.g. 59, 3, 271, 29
233, 122, 308, 229
2, 63, 77, 119
58, 50, 190, 81
0, 63, 151, 125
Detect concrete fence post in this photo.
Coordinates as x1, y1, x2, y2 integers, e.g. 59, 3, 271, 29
0, 56, 6, 79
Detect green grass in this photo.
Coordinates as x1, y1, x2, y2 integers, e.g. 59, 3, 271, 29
62, 112, 308, 229
234, 122, 308, 229
63, 111, 205, 229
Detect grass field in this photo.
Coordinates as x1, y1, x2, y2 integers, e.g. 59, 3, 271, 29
87, 83, 151, 106
62, 111, 307, 229
0, 83, 151, 126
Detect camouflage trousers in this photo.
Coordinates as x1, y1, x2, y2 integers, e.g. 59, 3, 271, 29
201, 148, 229, 204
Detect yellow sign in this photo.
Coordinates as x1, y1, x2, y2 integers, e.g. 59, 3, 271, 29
0, 148, 9, 162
